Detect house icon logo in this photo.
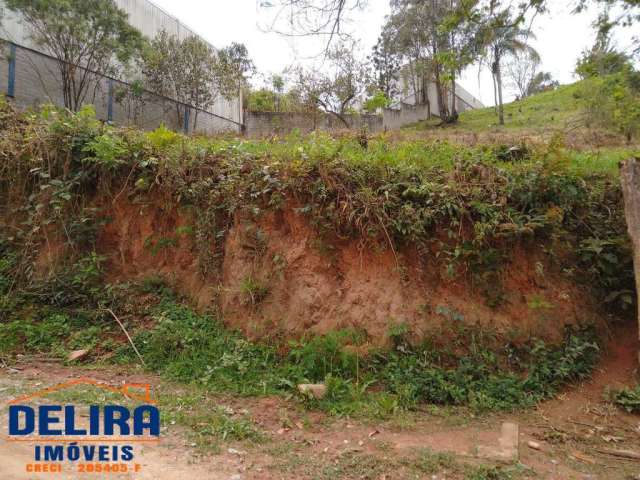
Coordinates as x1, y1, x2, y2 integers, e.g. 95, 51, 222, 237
5, 378, 160, 475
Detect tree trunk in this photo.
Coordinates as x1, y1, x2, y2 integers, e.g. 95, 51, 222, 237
620, 158, 640, 366
492, 73, 498, 114
496, 60, 505, 126
434, 68, 449, 121
331, 111, 350, 128
450, 71, 458, 119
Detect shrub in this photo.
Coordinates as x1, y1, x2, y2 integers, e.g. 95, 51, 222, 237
614, 385, 640, 413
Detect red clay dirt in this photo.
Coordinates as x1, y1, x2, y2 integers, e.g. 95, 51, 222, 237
91, 194, 598, 346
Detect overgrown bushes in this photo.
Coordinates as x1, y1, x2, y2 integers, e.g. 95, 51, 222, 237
124, 298, 600, 415
0, 100, 631, 416
0, 101, 633, 312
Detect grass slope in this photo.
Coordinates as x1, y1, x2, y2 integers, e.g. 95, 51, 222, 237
406, 82, 583, 133
456, 82, 583, 132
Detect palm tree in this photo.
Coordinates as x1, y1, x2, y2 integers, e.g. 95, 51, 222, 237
481, 9, 539, 125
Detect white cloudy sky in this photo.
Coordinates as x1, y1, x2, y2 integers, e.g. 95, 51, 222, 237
150, 0, 637, 106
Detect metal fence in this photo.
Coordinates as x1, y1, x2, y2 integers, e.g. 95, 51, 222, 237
0, 41, 243, 134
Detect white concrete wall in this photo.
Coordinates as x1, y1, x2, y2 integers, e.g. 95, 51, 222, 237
390, 67, 483, 117
0, 0, 242, 126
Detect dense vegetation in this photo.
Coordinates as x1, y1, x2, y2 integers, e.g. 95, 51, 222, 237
0, 100, 635, 415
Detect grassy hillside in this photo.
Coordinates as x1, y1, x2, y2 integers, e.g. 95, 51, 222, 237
406, 82, 584, 133
400, 80, 638, 175
456, 82, 584, 132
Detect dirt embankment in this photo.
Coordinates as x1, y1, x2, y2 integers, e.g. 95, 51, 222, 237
62, 193, 597, 346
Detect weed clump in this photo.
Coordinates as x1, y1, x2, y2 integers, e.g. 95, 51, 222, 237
613, 385, 640, 413
119, 298, 600, 416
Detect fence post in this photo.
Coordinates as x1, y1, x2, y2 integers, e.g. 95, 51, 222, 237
7, 43, 16, 98
183, 105, 190, 133
107, 79, 114, 123
620, 158, 640, 366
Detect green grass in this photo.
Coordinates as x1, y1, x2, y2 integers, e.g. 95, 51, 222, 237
406, 82, 584, 133
460, 83, 583, 132
566, 147, 637, 176
109, 298, 601, 417
44, 381, 263, 453
0, 286, 601, 418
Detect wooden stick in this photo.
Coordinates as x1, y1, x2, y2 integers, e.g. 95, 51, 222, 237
596, 448, 640, 461
104, 308, 146, 366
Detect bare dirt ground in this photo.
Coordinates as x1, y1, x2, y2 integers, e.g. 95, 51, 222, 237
0, 324, 638, 480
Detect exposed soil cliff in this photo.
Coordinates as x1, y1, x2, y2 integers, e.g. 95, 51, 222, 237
91, 194, 595, 345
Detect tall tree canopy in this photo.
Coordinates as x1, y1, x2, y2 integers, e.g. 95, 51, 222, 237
142, 32, 249, 129
377, 0, 479, 122
6, 0, 143, 111
294, 41, 369, 126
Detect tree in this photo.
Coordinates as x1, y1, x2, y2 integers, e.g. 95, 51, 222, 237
142, 31, 218, 129
363, 90, 390, 113
379, 0, 479, 123
381, 1, 449, 119
505, 49, 541, 99
247, 89, 278, 112
294, 41, 369, 126
525, 71, 558, 96
582, 66, 640, 142
475, 4, 538, 125
142, 32, 249, 130
438, 1, 481, 121
370, 31, 401, 100
5, 0, 143, 111
576, 14, 633, 79
217, 42, 256, 93
258, 0, 367, 52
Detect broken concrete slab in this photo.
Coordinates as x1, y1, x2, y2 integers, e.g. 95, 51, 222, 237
297, 383, 327, 399
477, 422, 519, 462
67, 349, 89, 362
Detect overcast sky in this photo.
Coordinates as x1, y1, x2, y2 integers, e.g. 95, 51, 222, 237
150, 0, 637, 106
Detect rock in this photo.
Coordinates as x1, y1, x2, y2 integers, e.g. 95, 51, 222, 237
297, 383, 327, 399
67, 349, 89, 362
228, 448, 246, 456
527, 441, 541, 450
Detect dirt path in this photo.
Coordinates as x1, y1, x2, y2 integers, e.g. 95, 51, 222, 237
0, 325, 638, 480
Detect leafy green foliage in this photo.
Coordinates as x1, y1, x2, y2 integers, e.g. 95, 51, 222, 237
0, 101, 633, 335
377, 326, 599, 412
121, 298, 600, 415
0, 100, 620, 419
580, 70, 640, 142
363, 90, 390, 113
6, 0, 143, 111
613, 385, 640, 413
